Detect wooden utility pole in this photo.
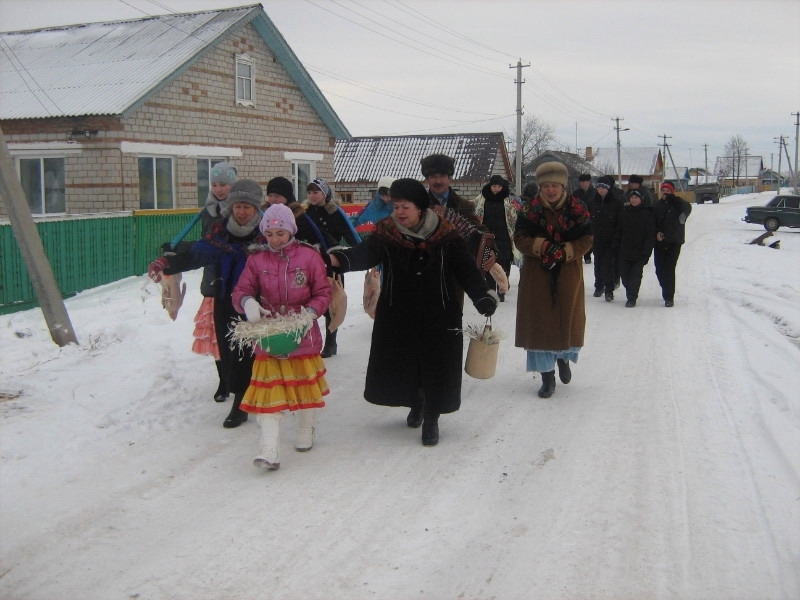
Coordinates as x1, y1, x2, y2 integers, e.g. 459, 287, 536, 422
0, 128, 78, 346
510, 59, 529, 196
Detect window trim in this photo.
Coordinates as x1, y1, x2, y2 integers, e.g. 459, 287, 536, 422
235, 53, 255, 107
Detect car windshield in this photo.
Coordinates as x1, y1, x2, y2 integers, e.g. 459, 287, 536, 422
766, 197, 782, 207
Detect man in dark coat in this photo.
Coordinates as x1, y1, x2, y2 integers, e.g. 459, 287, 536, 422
587, 175, 624, 301
653, 182, 692, 307
616, 189, 655, 307
573, 173, 595, 263
421, 153, 496, 270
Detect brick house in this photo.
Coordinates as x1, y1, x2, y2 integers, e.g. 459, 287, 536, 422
333, 133, 513, 205
0, 4, 349, 218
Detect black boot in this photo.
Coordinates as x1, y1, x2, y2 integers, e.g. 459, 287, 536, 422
421, 413, 439, 446
537, 371, 556, 398
407, 405, 423, 428
223, 393, 248, 428
321, 329, 337, 358
556, 359, 571, 384
213, 360, 228, 402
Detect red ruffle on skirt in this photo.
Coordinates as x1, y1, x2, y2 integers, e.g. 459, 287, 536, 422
241, 354, 328, 414
191, 297, 220, 359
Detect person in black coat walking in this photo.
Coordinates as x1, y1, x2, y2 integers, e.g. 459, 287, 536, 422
616, 189, 655, 307
587, 175, 624, 301
573, 174, 595, 264
327, 179, 498, 447
653, 182, 692, 307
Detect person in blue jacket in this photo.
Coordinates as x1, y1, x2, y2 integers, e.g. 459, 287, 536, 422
354, 176, 395, 228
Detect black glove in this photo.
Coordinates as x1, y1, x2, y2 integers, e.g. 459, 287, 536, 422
473, 291, 499, 317
540, 242, 566, 271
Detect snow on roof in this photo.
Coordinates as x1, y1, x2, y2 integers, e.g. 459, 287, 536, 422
334, 133, 507, 183
0, 7, 259, 119
592, 147, 660, 176
713, 155, 764, 177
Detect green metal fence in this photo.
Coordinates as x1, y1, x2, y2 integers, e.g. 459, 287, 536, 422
1, 209, 202, 315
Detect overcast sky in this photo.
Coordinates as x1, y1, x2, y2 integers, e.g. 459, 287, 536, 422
2, 0, 798, 171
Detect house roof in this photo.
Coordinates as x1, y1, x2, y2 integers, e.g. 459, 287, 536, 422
713, 155, 764, 177
592, 147, 661, 176
0, 5, 349, 139
528, 150, 603, 178
334, 133, 508, 183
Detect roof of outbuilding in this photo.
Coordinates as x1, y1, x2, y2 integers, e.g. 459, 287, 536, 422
0, 5, 349, 138
334, 133, 508, 183
592, 147, 661, 176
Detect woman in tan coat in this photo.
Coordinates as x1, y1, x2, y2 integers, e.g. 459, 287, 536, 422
514, 162, 593, 398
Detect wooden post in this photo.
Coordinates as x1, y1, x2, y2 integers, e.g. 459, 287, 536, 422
0, 127, 78, 346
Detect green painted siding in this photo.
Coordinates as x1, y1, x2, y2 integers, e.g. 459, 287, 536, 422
1, 209, 202, 315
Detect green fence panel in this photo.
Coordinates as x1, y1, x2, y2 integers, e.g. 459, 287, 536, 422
133, 209, 203, 275
0, 215, 134, 315
1, 209, 203, 315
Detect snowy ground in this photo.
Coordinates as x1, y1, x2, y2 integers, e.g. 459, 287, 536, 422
1, 190, 799, 600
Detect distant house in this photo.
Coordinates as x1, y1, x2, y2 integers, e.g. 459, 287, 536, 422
0, 5, 349, 217
589, 147, 664, 192
759, 168, 786, 188
334, 133, 512, 204
714, 155, 764, 186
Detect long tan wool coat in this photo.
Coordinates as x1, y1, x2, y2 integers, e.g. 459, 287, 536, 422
514, 194, 593, 351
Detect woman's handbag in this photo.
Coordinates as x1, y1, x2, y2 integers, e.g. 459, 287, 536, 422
363, 268, 380, 319
464, 317, 501, 379
327, 274, 347, 332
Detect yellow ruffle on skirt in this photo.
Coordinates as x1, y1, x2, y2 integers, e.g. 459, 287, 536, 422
241, 354, 329, 414
191, 297, 220, 359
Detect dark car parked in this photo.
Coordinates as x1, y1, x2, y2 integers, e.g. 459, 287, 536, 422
743, 195, 800, 231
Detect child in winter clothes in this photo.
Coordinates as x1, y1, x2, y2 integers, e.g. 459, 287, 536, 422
149, 178, 265, 429
232, 204, 332, 471
192, 161, 237, 402
616, 189, 655, 307
304, 177, 361, 358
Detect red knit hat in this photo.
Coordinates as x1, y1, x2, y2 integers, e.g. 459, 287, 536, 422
660, 182, 675, 194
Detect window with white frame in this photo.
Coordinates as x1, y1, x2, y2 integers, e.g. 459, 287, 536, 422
138, 157, 174, 209
235, 54, 254, 106
285, 152, 323, 201
197, 158, 228, 207
19, 157, 65, 215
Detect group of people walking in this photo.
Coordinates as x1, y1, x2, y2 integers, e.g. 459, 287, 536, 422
147, 154, 690, 470
579, 173, 692, 308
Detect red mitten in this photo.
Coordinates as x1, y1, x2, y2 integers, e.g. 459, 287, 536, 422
148, 257, 169, 283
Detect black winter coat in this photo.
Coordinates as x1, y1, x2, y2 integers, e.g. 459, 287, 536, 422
331, 212, 490, 414
654, 194, 692, 245
305, 201, 360, 248
588, 190, 624, 248
617, 203, 655, 262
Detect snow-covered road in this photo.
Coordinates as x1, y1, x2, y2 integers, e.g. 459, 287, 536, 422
1, 191, 798, 599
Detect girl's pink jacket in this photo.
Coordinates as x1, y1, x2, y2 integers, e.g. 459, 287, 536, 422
232, 240, 332, 358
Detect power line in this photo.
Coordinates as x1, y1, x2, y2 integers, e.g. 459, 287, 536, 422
302, 0, 508, 80
306, 64, 505, 116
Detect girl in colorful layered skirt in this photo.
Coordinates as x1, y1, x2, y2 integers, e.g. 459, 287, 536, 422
232, 204, 332, 471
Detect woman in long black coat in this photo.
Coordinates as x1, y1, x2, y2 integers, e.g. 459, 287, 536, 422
328, 179, 498, 447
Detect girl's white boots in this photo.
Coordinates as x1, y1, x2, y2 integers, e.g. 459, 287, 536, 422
295, 408, 316, 452
254, 413, 282, 470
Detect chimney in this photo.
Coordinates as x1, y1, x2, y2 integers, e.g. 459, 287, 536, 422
585, 147, 593, 161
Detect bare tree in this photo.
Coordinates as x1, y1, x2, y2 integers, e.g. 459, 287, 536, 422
722, 134, 750, 185
506, 114, 557, 167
